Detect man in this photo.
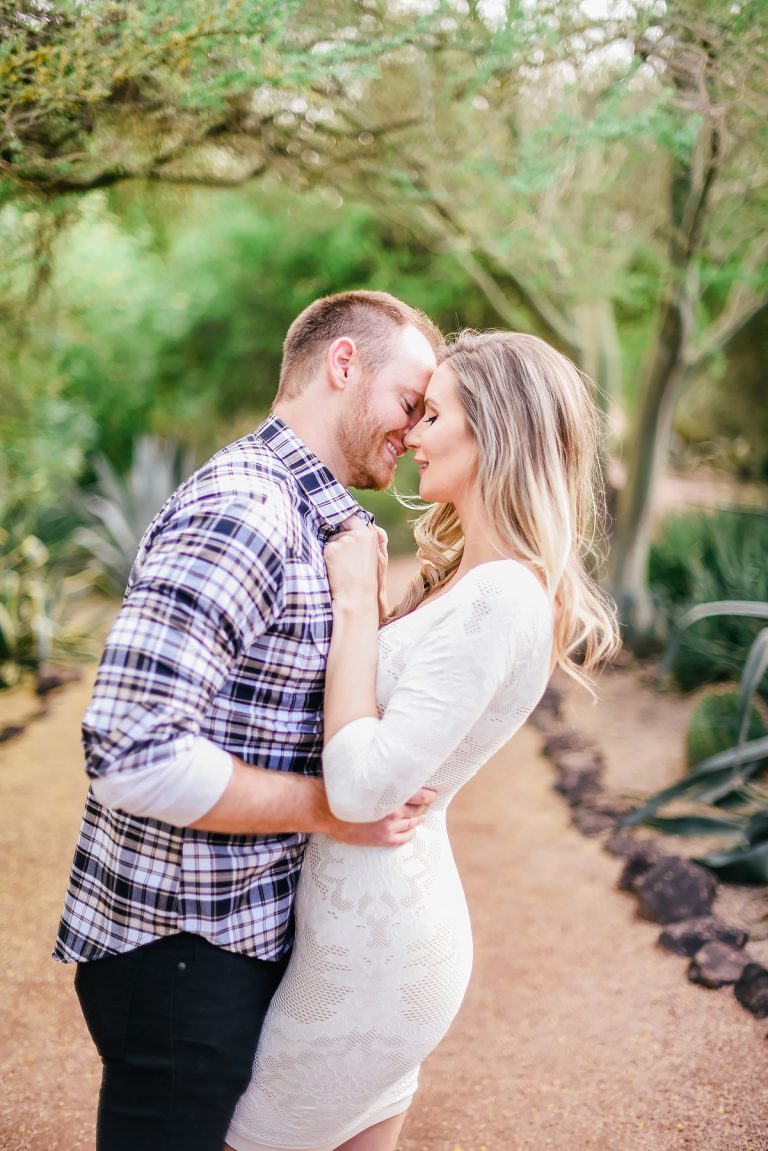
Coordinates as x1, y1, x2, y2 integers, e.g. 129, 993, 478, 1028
55, 290, 443, 1150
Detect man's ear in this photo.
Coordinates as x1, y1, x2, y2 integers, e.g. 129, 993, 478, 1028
326, 337, 359, 392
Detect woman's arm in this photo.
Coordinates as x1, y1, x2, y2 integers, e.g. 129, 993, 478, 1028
374, 524, 390, 625
322, 564, 553, 823
322, 519, 381, 744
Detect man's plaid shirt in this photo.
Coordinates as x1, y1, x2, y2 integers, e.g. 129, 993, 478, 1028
55, 416, 367, 963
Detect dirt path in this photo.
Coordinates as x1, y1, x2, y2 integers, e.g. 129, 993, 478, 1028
1, 567, 766, 1150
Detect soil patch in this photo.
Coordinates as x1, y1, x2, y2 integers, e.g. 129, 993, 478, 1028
0, 562, 765, 1150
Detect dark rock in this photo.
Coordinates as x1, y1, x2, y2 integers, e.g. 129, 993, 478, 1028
551, 747, 605, 811
0, 723, 26, 745
605, 832, 662, 860
540, 683, 563, 717
659, 916, 749, 957
35, 663, 82, 697
554, 765, 601, 805
570, 804, 621, 837
634, 856, 717, 924
618, 843, 665, 892
734, 964, 768, 1018
688, 941, 752, 988
550, 747, 604, 774
542, 729, 590, 757
529, 685, 563, 732
528, 709, 560, 735
604, 831, 641, 858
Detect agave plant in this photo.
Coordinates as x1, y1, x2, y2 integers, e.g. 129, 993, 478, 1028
649, 509, 768, 694
0, 529, 97, 688
621, 601, 768, 884
75, 436, 195, 596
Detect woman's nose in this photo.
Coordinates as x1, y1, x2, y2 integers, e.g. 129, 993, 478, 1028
404, 425, 419, 449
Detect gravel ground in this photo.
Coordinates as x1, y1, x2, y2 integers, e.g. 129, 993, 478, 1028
0, 562, 765, 1150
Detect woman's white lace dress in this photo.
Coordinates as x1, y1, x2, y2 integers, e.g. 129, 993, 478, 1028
226, 560, 553, 1151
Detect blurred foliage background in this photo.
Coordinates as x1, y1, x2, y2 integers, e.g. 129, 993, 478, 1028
2, 0, 768, 883
1, 0, 767, 683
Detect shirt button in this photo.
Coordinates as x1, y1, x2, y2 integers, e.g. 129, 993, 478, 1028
177, 962, 187, 972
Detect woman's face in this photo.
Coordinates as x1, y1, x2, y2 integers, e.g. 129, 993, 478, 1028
404, 363, 477, 505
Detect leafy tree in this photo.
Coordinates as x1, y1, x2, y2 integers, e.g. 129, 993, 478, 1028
675, 307, 768, 480
293, 0, 767, 633
0, 181, 491, 527
0, 194, 94, 526
3, 0, 767, 634
0, 0, 417, 191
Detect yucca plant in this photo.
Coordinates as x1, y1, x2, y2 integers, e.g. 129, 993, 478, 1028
0, 529, 97, 688
75, 436, 195, 596
621, 602, 768, 884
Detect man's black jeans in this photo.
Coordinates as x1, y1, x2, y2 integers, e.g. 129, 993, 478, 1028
75, 932, 288, 1151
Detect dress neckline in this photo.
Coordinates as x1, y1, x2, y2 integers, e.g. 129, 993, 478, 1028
384, 558, 545, 629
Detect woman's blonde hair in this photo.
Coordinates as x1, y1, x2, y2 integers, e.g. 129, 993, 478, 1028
391, 330, 620, 686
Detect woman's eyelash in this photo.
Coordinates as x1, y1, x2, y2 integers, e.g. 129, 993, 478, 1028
424, 415, 437, 425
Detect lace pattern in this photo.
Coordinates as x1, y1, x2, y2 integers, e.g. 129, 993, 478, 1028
226, 561, 553, 1151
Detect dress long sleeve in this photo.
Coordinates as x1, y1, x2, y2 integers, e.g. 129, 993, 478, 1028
323, 562, 552, 823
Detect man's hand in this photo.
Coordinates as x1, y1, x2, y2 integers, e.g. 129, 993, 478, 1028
323, 786, 438, 848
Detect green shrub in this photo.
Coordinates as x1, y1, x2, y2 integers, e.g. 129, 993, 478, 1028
649, 507, 768, 694
685, 689, 767, 770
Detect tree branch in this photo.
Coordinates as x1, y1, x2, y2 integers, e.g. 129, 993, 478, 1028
345, 123, 583, 354
684, 235, 768, 377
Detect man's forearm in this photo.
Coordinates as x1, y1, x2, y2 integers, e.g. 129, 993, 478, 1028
93, 739, 433, 846
189, 758, 332, 835
190, 757, 434, 848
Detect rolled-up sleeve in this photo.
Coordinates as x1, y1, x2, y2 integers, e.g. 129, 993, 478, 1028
82, 497, 285, 823
90, 735, 234, 825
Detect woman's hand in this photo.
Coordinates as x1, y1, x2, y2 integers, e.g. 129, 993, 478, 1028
324, 518, 380, 614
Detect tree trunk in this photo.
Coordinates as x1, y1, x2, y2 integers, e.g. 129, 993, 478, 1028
608, 20, 722, 638
572, 300, 622, 416
607, 285, 693, 635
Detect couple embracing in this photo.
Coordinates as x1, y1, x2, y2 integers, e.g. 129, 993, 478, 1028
55, 290, 618, 1151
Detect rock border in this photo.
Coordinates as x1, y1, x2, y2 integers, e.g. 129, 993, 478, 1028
529, 685, 768, 1022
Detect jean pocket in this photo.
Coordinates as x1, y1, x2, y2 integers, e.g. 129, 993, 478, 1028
74, 949, 141, 1062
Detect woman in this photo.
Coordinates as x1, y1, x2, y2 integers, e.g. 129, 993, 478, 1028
225, 330, 620, 1151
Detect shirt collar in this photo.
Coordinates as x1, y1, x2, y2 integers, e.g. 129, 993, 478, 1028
256, 415, 372, 528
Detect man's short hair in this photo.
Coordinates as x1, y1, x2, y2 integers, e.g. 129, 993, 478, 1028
276, 290, 444, 401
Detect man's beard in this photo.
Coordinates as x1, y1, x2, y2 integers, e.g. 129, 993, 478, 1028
337, 383, 394, 491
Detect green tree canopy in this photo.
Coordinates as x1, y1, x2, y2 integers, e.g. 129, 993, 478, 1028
2, 0, 767, 632
0, 0, 419, 192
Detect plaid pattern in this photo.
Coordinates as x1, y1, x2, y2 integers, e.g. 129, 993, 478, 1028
55, 416, 368, 963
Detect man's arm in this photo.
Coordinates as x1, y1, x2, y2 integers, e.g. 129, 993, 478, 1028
91, 734, 436, 846
189, 758, 436, 847
87, 499, 434, 846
